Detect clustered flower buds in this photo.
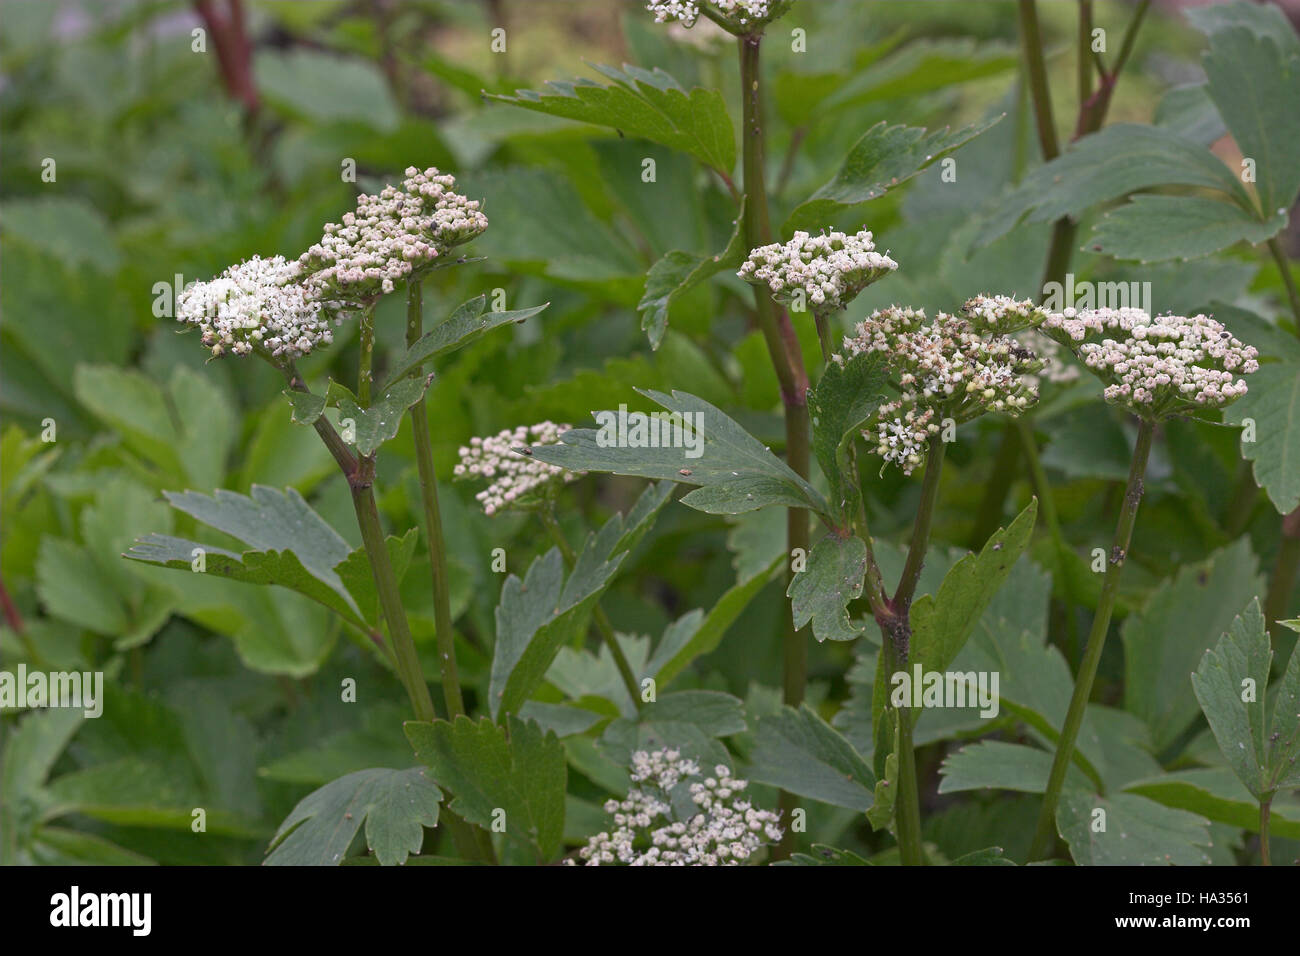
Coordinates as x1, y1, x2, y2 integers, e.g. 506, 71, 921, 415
569, 748, 783, 866
453, 421, 578, 516
843, 299, 1044, 474
176, 255, 334, 359
1041, 307, 1257, 419
647, 0, 787, 30
298, 167, 488, 312
738, 229, 898, 317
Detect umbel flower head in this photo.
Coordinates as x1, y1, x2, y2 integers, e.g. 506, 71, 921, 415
646, 0, 792, 32
1041, 307, 1258, 420
453, 421, 578, 516
738, 228, 898, 318
176, 254, 334, 360
567, 748, 783, 866
842, 297, 1045, 475
298, 166, 488, 312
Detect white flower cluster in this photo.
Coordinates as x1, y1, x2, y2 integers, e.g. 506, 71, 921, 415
738, 229, 898, 316
647, 0, 780, 28
453, 421, 577, 516
844, 307, 1043, 474
298, 166, 487, 310
176, 255, 335, 359
570, 748, 783, 866
962, 294, 1051, 335
1041, 307, 1257, 417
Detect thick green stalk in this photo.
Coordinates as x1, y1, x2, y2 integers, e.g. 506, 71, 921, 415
1260, 797, 1273, 866
894, 439, 947, 618
349, 468, 436, 724
739, 30, 810, 862
881, 438, 948, 867
405, 281, 467, 718
738, 32, 811, 710
358, 306, 376, 407
538, 507, 642, 708
1028, 418, 1156, 860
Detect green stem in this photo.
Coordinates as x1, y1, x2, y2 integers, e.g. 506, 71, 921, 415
539, 507, 642, 709
894, 439, 947, 617
1269, 237, 1300, 331
813, 311, 834, 365
358, 306, 375, 407
738, 32, 811, 710
879, 438, 947, 867
349, 461, 436, 723
894, 683, 925, 866
1028, 417, 1156, 860
1017, 0, 1059, 162
406, 281, 467, 718
739, 30, 811, 862
1260, 796, 1273, 866
284, 361, 493, 863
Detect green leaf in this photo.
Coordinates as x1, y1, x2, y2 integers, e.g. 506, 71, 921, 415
785, 117, 1001, 233
334, 529, 418, 627
822, 39, 1018, 113
336, 376, 429, 456
1056, 791, 1213, 866
1224, 361, 1300, 514
530, 390, 828, 517
939, 741, 1090, 795
405, 715, 566, 861
645, 553, 782, 687
284, 390, 326, 425
910, 500, 1037, 676
1193, 598, 1300, 798
638, 205, 745, 350
126, 485, 370, 627
1, 709, 83, 803
256, 49, 400, 132
786, 844, 875, 866
1186, 0, 1300, 48
808, 350, 890, 526
1125, 768, 1300, 838
0, 196, 120, 272
600, 690, 747, 768
1090, 195, 1287, 263
265, 768, 442, 866
73, 365, 185, 479
949, 846, 1016, 866
749, 704, 875, 812
378, 296, 549, 393
977, 124, 1252, 248
787, 533, 867, 644
1202, 25, 1300, 217
488, 64, 735, 173
36, 537, 128, 635
1123, 539, 1263, 752
490, 482, 672, 719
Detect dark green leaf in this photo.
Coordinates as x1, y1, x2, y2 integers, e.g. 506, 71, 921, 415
1090, 195, 1286, 263
379, 296, 549, 392
1056, 791, 1212, 866
265, 768, 442, 866
530, 390, 828, 517
405, 716, 566, 861
749, 704, 875, 812
787, 533, 867, 643
786, 117, 1001, 233
487, 64, 735, 172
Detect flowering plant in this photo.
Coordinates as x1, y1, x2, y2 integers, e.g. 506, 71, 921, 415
9, 0, 1298, 881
